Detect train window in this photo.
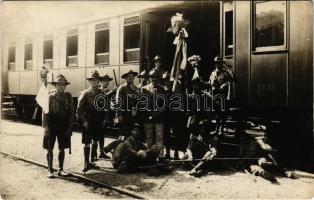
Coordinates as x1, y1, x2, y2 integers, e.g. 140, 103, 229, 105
8, 46, 15, 70
95, 23, 109, 65
24, 43, 33, 70
253, 1, 286, 51
43, 39, 53, 69
66, 29, 78, 67
123, 16, 140, 63
224, 10, 233, 56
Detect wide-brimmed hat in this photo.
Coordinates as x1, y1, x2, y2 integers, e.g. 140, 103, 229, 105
137, 70, 148, 78
99, 73, 113, 81
154, 55, 162, 62
86, 70, 100, 80
121, 69, 138, 79
51, 74, 70, 85
213, 55, 224, 63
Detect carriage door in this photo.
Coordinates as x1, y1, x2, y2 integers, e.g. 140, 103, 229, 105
222, 2, 235, 99
140, 12, 163, 72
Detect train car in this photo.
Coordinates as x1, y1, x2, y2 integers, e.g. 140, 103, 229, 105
1, 1, 313, 164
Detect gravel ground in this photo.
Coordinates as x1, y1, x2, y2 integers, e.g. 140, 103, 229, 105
0, 155, 125, 199
1, 119, 314, 199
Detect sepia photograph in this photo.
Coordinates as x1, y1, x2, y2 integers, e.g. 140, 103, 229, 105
0, 0, 313, 199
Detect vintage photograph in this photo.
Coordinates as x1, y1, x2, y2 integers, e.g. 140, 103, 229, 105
0, 1, 313, 199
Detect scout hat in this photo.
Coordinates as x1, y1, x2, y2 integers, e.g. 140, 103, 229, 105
154, 55, 162, 62
213, 55, 224, 63
51, 74, 70, 85
99, 73, 113, 81
86, 70, 100, 80
121, 69, 138, 79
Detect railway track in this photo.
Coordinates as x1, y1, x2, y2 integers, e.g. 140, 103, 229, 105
0, 151, 150, 199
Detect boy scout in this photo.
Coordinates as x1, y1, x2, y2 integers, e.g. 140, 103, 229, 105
209, 56, 234, 135
114, 69, 139, 138
77, 70, 105, 173
142, 69, 166, 160
43, 74, 74, 178
98, 73, 114, 159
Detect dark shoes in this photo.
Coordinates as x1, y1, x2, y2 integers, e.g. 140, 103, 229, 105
82, 162, 99, 174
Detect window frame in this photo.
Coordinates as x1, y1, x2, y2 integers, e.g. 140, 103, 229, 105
95, 22, 110, 66
66, 29, 78, 67
43, 38, 53, 69
123, 15, 141, 64
252, 1, 288, 53
24, 42, 33, 70
8, 46, 16, 71
223, 2, 234, 58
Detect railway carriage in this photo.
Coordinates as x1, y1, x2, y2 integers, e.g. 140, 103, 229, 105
1, 1, 313, 164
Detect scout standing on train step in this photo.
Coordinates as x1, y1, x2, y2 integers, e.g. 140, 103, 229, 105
43, 74, 74, 178
153, 55, 165, 82
209, 56, 234, 135
98, 73, 114, 159
77, 70, 104, 173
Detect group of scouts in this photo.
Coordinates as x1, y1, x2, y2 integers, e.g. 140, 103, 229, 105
41, 55, 295, 183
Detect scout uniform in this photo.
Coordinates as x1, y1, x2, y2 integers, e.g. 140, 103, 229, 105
236, 134, 294, 183
209, 56, 234, 135
43, 74, 74, 178
209, 56, 233, 98
187, 120, 219, 177
111, 124, 159, 174
162, 71, 173, 159
152, 55, 165, 83
98, 73, 114, 159
114, 69, 139, 138
77, 70, 104, 172
142, 69, 166, 160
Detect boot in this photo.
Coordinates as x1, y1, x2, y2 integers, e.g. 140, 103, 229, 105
91, 143, 98, 162
57, 150, 69, 176
165, 147, 170, 160
47, 151, 54, 178
174, 150, 179, 160
83, 146, 90, 173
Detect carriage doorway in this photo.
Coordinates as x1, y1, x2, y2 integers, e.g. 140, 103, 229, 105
140, 2, 220, 81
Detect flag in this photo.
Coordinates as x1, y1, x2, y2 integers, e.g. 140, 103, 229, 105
170, 33, 188, 92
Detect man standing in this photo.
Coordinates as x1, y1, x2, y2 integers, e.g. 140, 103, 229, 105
209, 56, 234, 135
142, 69, 166, 161
43, 74, 74, 178
77, 70, 104, 173
114, 69, 139, 139
98, 73, 114, 159
153, 55, 165, 80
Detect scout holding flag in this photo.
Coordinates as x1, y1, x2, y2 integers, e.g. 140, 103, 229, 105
167, 13, 189, 92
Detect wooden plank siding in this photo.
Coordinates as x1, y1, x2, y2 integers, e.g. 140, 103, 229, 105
289, 1, 313, 109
